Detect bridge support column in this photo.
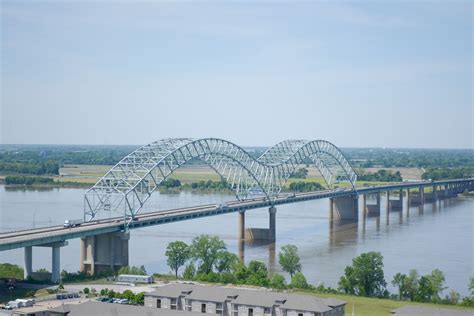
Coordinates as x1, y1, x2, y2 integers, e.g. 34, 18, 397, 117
406, 189, 411, 215
244, 207, 277, 241
386, 191, 390, 211
269, 206, 276, 242
52, 246, 60, 283
363, 193, 380, 217
24, 246, 32, 280
362, 194, 367, 219
238, 211, 245, 240
80, 231, 129, 275
419, 187, 425, 204
330, 195, 358, 221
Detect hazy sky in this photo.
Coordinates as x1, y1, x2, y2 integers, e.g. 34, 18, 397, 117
1, 1, 472, 148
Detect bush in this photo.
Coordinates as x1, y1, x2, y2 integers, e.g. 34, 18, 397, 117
269, 273, 287, 289
290, 272, 310, 289
220, 272, 236, 284
0, 263, 24, 280
83, 287, 90, 294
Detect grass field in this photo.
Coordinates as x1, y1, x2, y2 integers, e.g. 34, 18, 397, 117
302, 291, 474, 316
55, 164, 417, 188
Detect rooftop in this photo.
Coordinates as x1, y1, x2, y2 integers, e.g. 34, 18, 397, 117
147, 283, 346, 312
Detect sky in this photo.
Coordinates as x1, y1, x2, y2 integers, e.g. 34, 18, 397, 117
0, 1, 472, 149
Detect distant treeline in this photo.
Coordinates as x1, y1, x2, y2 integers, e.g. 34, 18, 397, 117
287, 181, 323, 192
422, 167, 474, 181
4, 176, 55, 185
345, 148, 474, 168
161, 178, 324, 193
0, 161, 59, 175
357, 169, 403, 182
161, 179, 232, 191
1, 145, 473, 178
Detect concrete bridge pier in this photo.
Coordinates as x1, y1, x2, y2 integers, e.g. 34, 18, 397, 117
24, 246, 32, 280
405, 189, 411, 214
330, 195, 358, 222
238, 211, 245, 240
80, 231, 129, 275
24, 241, 68, 283
241, 207, 277, 242
362, 193, 380, 217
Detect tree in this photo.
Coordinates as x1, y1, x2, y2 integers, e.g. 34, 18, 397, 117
338, 252, 387, 297
278, 245, 302, 278
404, 269, 420, 301
416, 276, 433, 302
215, 251, 239, 273
291, 272, 310, 289
392, 273, 408, 300
165, 241, 190, 278
182, 263, 196, 280
469, 276, 474, 296
190, 235, 226, 274
447, 290, 460, 305
246, 261, 269, 286
83, 287, 90, 294
270, 273, 287, 289
232, 262, 250, 283
428, 269, 446, 301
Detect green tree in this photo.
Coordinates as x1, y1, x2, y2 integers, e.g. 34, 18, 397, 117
428, 269, 447, 302
338, 252, 387, 297
0, 263, 24, 280
392, 273, 408, 300
278, 245, 302, 278
469, 276, 474, 296
291, 272, 310, 289
232, 262, 250, 283
190, 235, 226, 274
416, 276, 433, 302
83, 287, 90, 294
246, 261, 269, 286
405, 269, 420, 301
182, 263, 196, 280
165, 241, 190, 278
269, 273, 287, 289
215, 251, 239, 273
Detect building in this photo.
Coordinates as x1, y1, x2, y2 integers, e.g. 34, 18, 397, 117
391, 306, 474, 316
117, 274, 154, 284
8, 300, 203, 316
144, 283, 346, 316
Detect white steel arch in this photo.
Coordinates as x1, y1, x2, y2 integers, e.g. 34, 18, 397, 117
84, 138, 357, 221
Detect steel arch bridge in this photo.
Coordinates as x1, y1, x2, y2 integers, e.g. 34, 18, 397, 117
84, 138, 357, 222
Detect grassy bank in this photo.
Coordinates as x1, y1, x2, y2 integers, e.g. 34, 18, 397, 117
305, 291, 474, 316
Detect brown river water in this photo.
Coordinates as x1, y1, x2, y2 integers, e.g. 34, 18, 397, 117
0, 185, 472, 295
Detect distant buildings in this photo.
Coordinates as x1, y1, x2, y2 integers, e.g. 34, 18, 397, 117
117, 274, 154, 284
144, 283, 346, 316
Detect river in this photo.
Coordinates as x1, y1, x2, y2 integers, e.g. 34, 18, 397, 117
0, 185, 472, 295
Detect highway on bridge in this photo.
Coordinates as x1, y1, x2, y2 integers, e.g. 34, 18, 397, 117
1, 178, 472, 252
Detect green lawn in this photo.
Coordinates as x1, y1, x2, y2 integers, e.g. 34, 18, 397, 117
299, 292, 474, 316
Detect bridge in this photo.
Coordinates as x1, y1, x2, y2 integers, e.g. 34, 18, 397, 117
1, 138, 473, 283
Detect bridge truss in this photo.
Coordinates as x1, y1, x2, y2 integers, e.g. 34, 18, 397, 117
84, 138, 357, 222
